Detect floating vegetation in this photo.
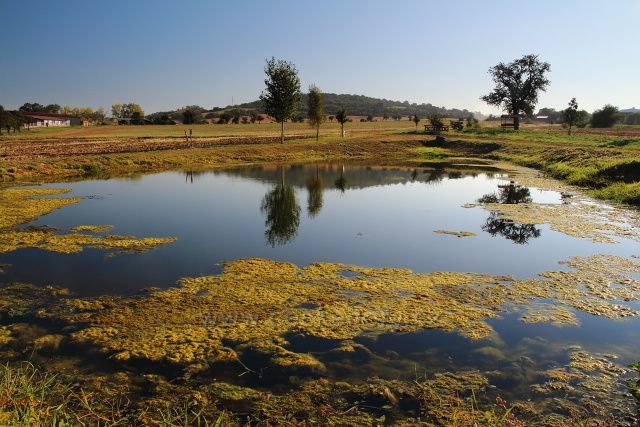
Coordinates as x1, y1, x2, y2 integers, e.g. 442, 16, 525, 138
0, 228, 176, 254
477, 168, 640, 244
0, 255, 639, 424
0, 187, 176, 255
1, 254, 637, 373
531, 346, 634, 425
433, 229, 477, 237
0, 187, 79, 229
520, 303, 579, 327
69, 224, 113, 233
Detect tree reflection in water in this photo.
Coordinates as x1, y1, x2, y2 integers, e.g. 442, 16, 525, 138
478, 181, 532, 204
479, 182, 540, 244
482, 212, 541, 244
260, 167, 301, 247
334, 164, 347, 193
306, 166, 324, 218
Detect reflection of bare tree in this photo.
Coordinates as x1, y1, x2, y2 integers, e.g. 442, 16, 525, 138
306, 166, 324, 218
184, 170, 208, 184
334, 164, 347, 193
260, 167, 301, 247
478, 182, 539, 244
482, 212, 541, 244
478, 181, 532, 204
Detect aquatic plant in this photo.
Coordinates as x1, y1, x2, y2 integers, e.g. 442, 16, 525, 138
69, 224, 113, 233
433, 230, 477, 238
0, 187, 176, 255
2, 254, 637, 378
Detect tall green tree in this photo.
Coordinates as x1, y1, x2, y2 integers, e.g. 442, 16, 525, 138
259, 57, 301, 143
307, 85, 325, 141
481, 54, 551, 130
561, 98, 579, 135
111, 103, 144, 121
335, 107, 348, 138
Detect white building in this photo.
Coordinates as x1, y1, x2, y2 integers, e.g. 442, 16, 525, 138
22, 112, 81, 127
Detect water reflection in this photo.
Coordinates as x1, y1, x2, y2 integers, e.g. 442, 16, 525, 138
306, 166, 324, 218
334, 164, 347, 193
482, 212, 541, 244
478, 181, 533, 204
260, 167, 301, 247
479, 182, 540, 244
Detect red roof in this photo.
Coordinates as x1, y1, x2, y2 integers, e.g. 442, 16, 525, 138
22, 112, 78, 119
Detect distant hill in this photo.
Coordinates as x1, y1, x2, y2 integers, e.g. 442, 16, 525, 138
225, 93, 473, 118
620, 107, 640, 114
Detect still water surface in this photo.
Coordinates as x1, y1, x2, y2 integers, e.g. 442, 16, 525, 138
1, 163, 636, 298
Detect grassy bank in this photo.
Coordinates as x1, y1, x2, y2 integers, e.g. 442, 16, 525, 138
438, 127, 640, 205
1, 123, 639, 205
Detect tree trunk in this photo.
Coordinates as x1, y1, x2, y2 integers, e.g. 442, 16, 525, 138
281, 121, 284, 143
341, 123, 344, 138
513, 112, 520, 131
316, 125, 319, 141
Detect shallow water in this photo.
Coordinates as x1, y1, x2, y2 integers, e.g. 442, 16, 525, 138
2, 162, 640, 423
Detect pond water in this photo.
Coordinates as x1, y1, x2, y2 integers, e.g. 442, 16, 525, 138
1, 163, 636, 296
1, 162, 640, 423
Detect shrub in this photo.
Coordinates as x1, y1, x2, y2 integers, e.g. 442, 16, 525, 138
590, 105, 620, 128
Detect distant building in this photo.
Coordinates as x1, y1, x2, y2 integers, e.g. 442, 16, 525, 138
22, 112, 82, 127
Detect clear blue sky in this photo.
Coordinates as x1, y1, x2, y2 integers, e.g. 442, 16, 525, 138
1, 0, 638, 115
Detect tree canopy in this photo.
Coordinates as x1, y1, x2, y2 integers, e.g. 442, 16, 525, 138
111, 103, 144, 119
561, 98, 579, 135
336, 107, 348, 138
307, 85, 325, 141
18, 102, 60, 113
481, 54, 550, 130
259, 57, 301, 143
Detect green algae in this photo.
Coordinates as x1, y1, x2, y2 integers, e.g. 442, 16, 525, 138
530, 346, 634, 425
0, 187, 79, 229
2, 254, 638, 374
520, 303, 580, 327
433, 229, 477, 237
69, 224, 113, 232
1, 250, 639, 424
0, 228, 176, 254
0, 187, 176, 254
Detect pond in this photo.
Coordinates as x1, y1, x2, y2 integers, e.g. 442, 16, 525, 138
2, 163, 636, 295
1, 162, 639, 424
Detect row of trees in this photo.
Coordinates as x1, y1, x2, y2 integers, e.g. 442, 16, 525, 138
0, 106, 27, 133
259, 57, 352, 142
